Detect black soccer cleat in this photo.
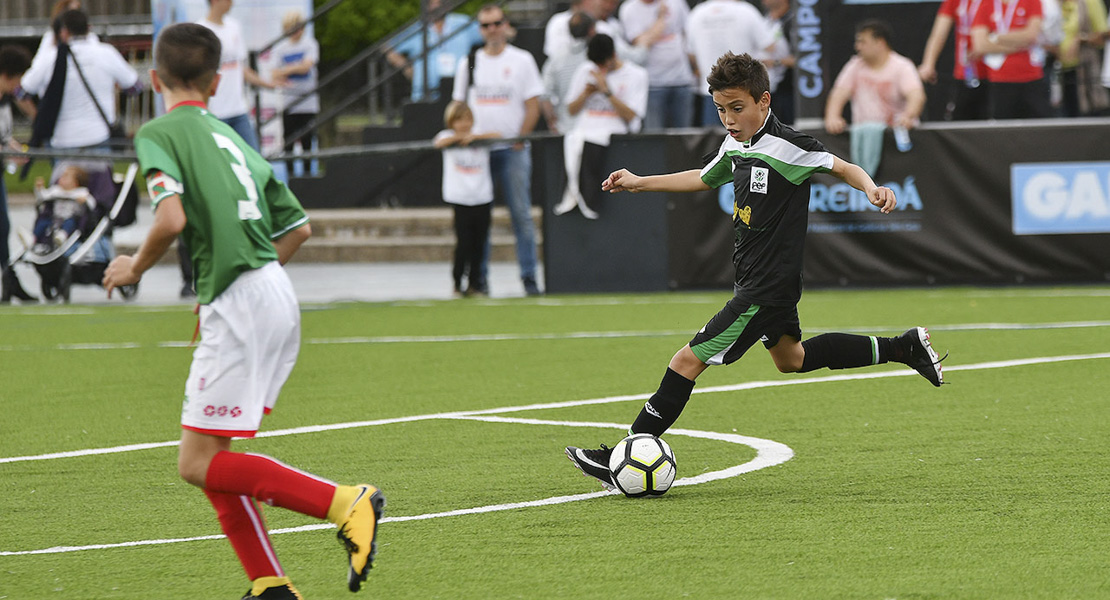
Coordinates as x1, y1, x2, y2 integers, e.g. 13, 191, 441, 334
565, 444, 616, 491
898, 326, 946, 387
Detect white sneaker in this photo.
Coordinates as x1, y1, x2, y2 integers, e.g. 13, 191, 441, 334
553, 189, 578, 216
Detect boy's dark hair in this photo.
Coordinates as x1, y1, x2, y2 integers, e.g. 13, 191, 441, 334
587, 33, 615, 66
568, 11, 595, 40
0, 45, 32, 77
856, 19, 892, 45
706, 52, 769, 99
154, 23, 222, 91
59, 9, 89, 37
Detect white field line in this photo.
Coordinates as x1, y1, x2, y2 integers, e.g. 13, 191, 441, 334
3, 352, 1110, 467
1, 320, 1109, 353
0, 418, 791, 556
3, 352, 1108, 557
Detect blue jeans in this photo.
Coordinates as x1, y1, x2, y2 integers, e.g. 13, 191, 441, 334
644, 86, 694, 131
487, 146, 537, 281
221, 113, 260, 151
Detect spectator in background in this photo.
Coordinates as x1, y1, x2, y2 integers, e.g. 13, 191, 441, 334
825, 20, 926, 177
555, 33, 649, 219
452, 4, 544, 296
686, 0, 774, 127
21, 10, 141, 153
619, 0, 695, 130
270, 10, 320, 176
546, 0, 661, 66
0, 45, 35, 304
762, 0, 798, 125
197, 0, 280, 151
970, 0, 1052, 118
542, 11, 596, 134
1057, 0, 1108, 116
826, 20, 926, 134
433, 101, 499, 297
918, 0, 993, 120
544, 0, 585, 58
387, 0, 483, 102
32, 0, 93, 69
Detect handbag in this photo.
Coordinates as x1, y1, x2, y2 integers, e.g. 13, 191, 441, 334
68, 50, 127, 145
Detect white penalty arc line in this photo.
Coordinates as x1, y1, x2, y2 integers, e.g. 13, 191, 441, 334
3, 352, 1110, 466
0, 418, 792, 557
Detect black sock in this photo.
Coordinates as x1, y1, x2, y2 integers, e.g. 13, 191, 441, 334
630, 368, 696, 436
799, 333, 895, 372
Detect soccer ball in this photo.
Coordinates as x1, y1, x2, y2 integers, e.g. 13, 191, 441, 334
608, 433, 677, 497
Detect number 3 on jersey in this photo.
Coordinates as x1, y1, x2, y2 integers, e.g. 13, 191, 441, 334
212, 132, 262, 220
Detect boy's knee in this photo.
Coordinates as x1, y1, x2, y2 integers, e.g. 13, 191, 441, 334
177, 453, 210, 488
774, 357, 803, 373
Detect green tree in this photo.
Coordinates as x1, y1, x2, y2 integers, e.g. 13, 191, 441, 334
313, 0, 486, 62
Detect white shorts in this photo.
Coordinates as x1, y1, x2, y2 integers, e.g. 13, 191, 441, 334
182, 261, 300, 438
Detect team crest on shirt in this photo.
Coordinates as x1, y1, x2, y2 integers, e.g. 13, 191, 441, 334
750, 166, 769, 194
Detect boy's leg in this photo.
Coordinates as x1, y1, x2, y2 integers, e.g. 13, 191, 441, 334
790, 327, 944, 386
567, 298, 763, 489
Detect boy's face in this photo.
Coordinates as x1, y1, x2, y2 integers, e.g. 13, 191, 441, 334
712, 87, 770, 143
854, 31, 885, 63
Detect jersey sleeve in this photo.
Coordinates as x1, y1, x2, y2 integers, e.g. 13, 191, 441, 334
134, 126, 185, 208
264, 176, 309, 240
699, 138, 735, 189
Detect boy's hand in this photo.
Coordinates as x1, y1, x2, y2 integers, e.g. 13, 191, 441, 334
103, 255, 140, 297
869, 186, 897, 214
602, 169, 641, 193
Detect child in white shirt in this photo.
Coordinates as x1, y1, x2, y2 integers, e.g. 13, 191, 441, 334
433, 101, 499, 297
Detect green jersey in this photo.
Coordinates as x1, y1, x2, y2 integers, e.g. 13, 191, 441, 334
134, 102, 308, 304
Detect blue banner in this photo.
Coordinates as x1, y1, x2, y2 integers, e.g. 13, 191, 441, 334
1011, 162, 1110, 235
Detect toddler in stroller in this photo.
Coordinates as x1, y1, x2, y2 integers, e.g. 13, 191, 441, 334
31, 166, 95, 255
7, 161, 138, 302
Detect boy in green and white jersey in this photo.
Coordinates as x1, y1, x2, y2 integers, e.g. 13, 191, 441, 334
103, 23, 383, 599
566, 52, 946, 492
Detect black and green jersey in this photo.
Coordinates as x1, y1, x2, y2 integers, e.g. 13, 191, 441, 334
134, 102, 308, 304
700, 111, 833, 306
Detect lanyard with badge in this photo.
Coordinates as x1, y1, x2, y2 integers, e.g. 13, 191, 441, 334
959, 0, 985, 86
983, 0, 1021, 70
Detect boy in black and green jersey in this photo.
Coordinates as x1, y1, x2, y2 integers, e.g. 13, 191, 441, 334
566, 52, 945, 491
103, 23, 383, 599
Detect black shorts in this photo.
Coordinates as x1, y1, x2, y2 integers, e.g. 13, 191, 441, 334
688, 298, 802, 365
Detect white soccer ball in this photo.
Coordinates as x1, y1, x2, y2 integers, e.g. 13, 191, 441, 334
608, 433, 677, 497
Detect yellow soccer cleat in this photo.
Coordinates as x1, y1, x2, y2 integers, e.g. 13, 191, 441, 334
335, 484, 386, 592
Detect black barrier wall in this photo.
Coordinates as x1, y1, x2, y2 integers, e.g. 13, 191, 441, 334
542, 121, 1110, 292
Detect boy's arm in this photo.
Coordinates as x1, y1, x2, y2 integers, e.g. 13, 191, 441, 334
824, 85, 852, 134
103, 194, 186, 296
602, 168, 710, 194
272, 222, 311, 265
829, 156, 897, 213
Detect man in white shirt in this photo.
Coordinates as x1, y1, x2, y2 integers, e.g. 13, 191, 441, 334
555, 33, 649, 219
542, 12, 595, 134
686, 0, 774, 126
452, 5, 545, 296
197, 0, 278, 151
20, 10, 140, 151
619, 0, 695, 130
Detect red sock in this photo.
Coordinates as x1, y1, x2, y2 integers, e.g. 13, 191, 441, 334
205, 490, 284, 580
205, 451, 336, 520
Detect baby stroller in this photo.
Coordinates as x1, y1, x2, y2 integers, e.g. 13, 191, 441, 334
6, 161, 139, 303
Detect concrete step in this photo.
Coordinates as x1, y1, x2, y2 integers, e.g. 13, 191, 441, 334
114, 206, 543, 264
